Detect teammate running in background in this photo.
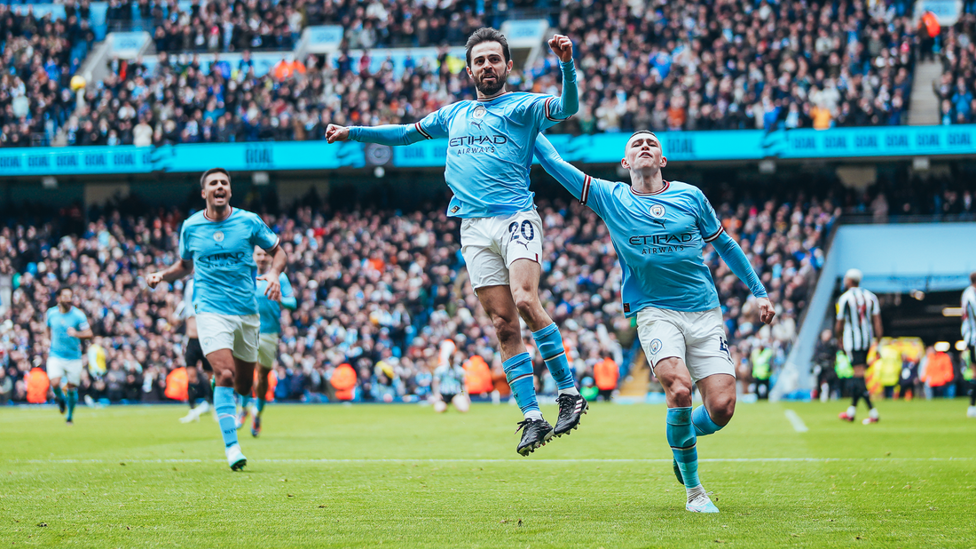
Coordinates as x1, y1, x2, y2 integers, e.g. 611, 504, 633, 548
46, 287, 93, 424
533, 132, 775, 513
241, 245, 297, 437
835, 269, 883, 425
433, 339, 470, 413
326, 28, 584, 455
147, 168, 286, 471
962, 272, 976, 417
175, 277, 215, 423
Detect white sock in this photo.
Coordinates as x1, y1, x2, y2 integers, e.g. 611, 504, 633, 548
686, 484, 706, 502
225, 443, 241, 457
847, 406, 856, 418
558, 387, 580, 397
869, 408, 879, 419
524, 410, 544, 421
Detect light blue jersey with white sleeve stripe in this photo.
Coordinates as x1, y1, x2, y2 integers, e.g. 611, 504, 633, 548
256, 272, 297, 334
178, 207, 280, 316
46, 306, 90, 360
534, 135, 766, 315
348, 61, 578, 219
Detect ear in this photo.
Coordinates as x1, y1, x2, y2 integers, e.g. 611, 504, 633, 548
621, 157, 630, 170
466, 65, 473, 79
660, 155, 667, 168
200, 187, 206, 199
506, 59, 514, 72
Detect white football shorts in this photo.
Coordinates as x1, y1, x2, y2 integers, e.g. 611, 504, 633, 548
460, 209, 544, 289
257, 332, 278, 369
196, 313, 260, 363
636, 306, 735, 383
47, 356, 83, 385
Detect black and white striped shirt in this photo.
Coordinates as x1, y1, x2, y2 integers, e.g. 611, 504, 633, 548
962, 286, 976, 347
836, 287, 881, 352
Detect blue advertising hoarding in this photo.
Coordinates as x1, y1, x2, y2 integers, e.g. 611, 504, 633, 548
1, 125, 973, 177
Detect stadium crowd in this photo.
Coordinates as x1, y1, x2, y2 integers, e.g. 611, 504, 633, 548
935, 13, 976, 125
10, 0, 920, 147
0, 5, 97, 147
0, 184, 835, 405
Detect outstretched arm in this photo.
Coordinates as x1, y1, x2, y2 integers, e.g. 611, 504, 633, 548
326, 123, 426, 146
147, 259, 193, 289
533, 135, 586, 199
533, 134, 604, 216
710, 233, 775, 324
327, 108, 449, 146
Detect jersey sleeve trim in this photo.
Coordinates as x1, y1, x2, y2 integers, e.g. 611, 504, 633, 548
544, 97, 565, 122
580, 175, 592, 205
703, 226, 725, 243
414, 122, 433, 140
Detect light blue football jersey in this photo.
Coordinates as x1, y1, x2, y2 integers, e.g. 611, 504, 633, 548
46, 306, 90, 360
178, 207, 279, 316
534, 136, 766, 315
256, 272, 296, 334
348, 61, 578, 218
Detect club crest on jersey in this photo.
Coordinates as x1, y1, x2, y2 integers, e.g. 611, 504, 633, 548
650, 204, 666, 218
213, 231, 225, 242
472, 105, 487, 119
649, 338, 663, 355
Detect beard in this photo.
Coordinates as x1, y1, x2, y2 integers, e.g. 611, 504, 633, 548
475, 68, 508, 96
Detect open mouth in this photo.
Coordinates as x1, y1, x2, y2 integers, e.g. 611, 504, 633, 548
639, 152, 652, 158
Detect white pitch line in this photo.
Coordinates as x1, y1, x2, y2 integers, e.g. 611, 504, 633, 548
784, 409, 809, 432
8, 457, 973, 465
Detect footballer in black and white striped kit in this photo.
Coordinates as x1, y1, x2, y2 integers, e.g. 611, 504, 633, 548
835, 269, 883, 425
961, 272, 976, 418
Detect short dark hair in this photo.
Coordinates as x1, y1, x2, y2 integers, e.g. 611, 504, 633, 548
629, 130, 658, 140
200, 167, 231, 189
465, 27, 511, 67
971, 271, 976, 285
57, 286, 73, 297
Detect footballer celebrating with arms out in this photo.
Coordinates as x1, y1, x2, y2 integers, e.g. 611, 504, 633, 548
147, 168, 286, 471
326, 28, 586, 456
534, 133, 775, 513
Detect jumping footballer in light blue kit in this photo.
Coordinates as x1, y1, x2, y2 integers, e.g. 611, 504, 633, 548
239, 245, 298, 438
327, 28, 586, 456
46, 287, 93, 424
534, 133, 776, 513
148, 168, 287, 471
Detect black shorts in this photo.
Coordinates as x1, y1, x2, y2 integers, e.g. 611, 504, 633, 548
848, 350, 869, 367
440, 393, 457, 403
185, 338, 212, 372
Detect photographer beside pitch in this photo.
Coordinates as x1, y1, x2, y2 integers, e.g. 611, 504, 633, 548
534, 133, 775, 513
147, 168, 286, 471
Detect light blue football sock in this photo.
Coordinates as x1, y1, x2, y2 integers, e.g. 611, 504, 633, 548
53, 385, 65, 403
256, 398, 266, 415
532, 323, 577, 393
65, 389, 78, 421
692, 405, 724, 437
503, 353, 540, 418
214, 386, 240, 448
667, 407, 700, 488
239, 393, 252, 412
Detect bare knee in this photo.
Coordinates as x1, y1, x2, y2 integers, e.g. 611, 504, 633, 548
216, 368, 235, 387
708, 394, 736, 426
657, 358, 693, 407
491, 314, 520, 346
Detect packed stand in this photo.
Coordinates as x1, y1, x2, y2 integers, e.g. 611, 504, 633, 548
0, 183, 837, 405
0, 5, 97, 148
934, 13, 976, 125
70, 0, 920, 147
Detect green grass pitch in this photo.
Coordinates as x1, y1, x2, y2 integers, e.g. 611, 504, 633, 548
1, 400, 974, 548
